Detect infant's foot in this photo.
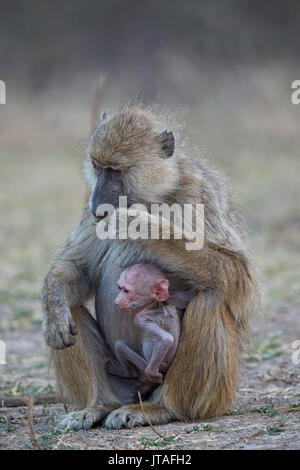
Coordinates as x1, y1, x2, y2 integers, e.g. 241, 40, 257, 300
145, 367, 164, 384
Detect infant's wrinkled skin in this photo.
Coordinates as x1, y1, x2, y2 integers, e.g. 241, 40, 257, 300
106, 264, 189, 384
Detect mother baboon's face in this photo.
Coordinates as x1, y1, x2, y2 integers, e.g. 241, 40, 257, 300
83, 107, 179, 219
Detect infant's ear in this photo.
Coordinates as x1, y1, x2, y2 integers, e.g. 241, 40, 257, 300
152, 279, 169, 302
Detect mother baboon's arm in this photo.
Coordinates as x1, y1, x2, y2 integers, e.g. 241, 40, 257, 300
151, 237, 254, 310
115, 208, 255, 312
40, 206, 104, 349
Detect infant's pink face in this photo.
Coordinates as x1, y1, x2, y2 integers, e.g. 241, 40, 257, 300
115, 265, 169, 311
115, 272, 135, 311
114, 269, 152, 311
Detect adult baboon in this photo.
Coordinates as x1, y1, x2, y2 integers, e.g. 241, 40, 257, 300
41, 105, 257, 430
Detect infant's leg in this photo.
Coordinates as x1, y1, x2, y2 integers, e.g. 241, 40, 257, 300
114, 340, 148, 378
105, 356, 138, 378
143, 326, 174, 383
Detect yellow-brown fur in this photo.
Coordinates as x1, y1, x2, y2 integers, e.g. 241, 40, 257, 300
41, 104, 258, 430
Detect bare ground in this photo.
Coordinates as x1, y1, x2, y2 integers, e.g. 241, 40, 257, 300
0, 302, 299, 450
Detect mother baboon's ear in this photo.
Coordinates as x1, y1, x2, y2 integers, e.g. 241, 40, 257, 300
157, 130, 175, 158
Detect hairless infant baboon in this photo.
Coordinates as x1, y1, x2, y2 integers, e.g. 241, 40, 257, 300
40, 104, 258, 431
105, 264, 192, 385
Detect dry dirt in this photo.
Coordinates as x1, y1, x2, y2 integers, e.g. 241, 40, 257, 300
0, 270, 299, 450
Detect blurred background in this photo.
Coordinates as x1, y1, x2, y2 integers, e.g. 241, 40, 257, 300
0, 0, 299, 416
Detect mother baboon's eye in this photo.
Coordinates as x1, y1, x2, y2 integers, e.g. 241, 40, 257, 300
106, 167, 122, 176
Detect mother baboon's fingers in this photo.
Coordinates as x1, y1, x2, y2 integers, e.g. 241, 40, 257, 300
105, 403, 174, 429
56, 408, 106, 431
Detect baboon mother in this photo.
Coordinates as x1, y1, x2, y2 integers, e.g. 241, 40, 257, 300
41, 105, 257, 430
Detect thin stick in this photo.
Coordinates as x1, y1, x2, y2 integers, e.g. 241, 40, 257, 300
220, 430, 266, 449
21, 395, 43, 450
0, 393, 60, 408
137, 390, 163, 438
91, 74, 106, 131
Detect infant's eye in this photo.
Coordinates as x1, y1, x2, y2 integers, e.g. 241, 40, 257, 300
118, 285, 121, 290
124, 289, 129, 294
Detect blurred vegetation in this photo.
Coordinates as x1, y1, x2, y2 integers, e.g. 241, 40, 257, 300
1, 1, 300, 89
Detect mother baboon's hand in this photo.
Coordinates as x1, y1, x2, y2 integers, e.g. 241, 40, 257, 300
42, 305, 78, 349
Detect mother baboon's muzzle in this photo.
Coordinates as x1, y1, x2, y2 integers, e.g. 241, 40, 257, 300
90, 168, 124, 220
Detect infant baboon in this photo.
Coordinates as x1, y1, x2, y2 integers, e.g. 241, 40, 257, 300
105, 264, 191, 384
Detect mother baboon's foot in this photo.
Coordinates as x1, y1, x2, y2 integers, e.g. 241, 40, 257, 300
56, 406, 112, 431
105, 403, 175, 429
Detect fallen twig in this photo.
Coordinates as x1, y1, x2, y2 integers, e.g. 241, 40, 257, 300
137, 390, 163, 438
220, 430, 266, 449
0, 393, 60, 408
21, 395, 43, 450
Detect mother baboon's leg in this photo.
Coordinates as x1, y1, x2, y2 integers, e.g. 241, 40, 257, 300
161, 290, 240, 419
53, 306, 120, 430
